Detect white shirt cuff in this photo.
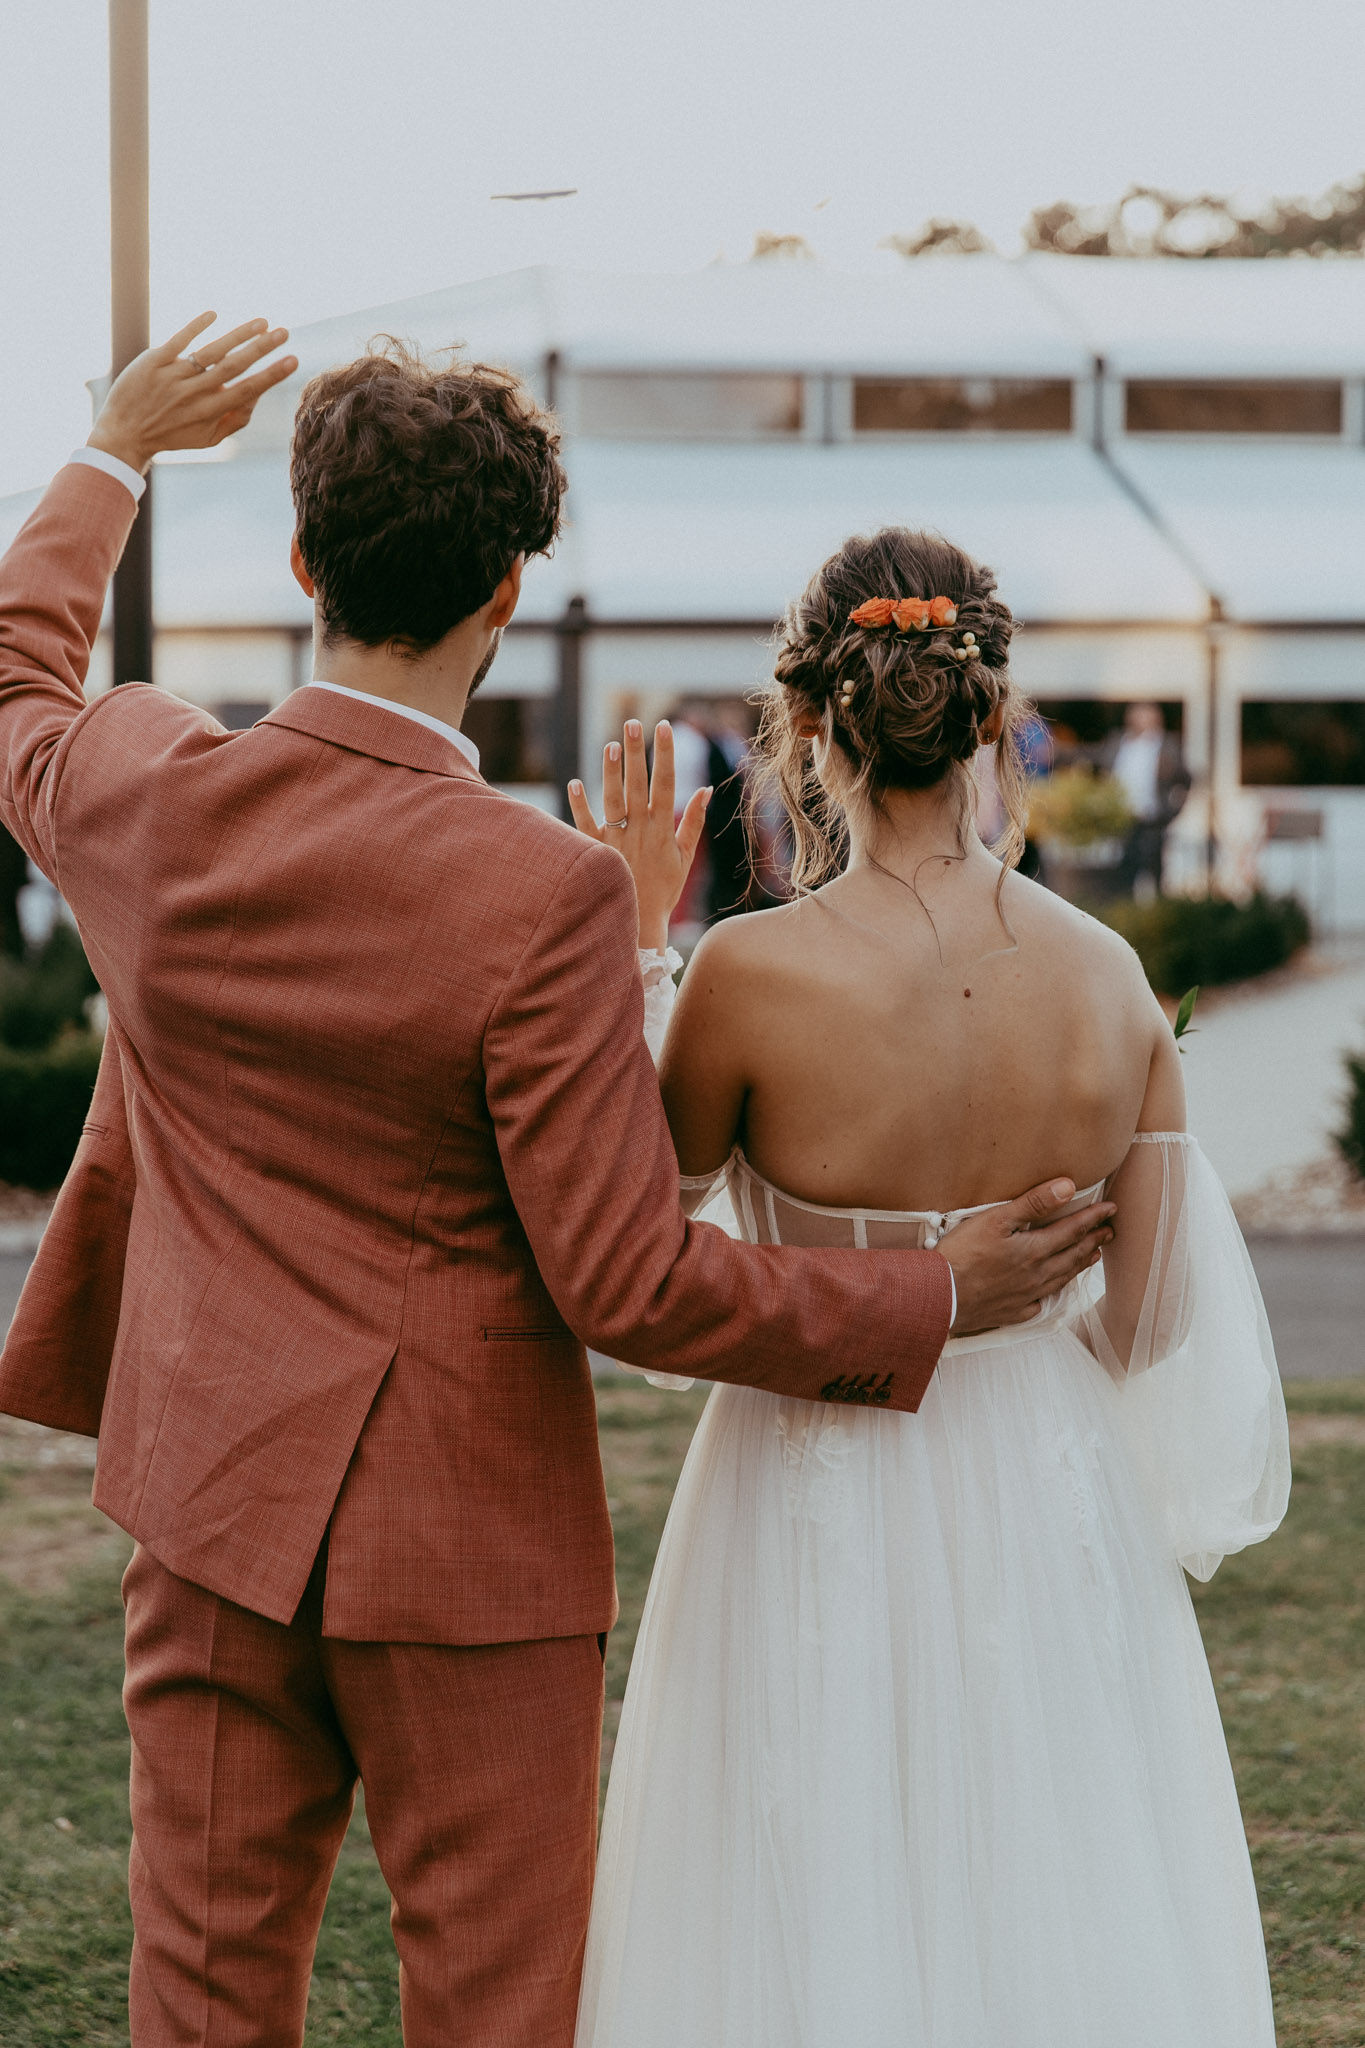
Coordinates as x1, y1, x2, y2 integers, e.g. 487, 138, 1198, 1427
68, 446, 147, 503
944, 1261, 957, 1332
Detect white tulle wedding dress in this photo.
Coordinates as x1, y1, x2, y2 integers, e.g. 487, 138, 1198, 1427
575, 958, 1290, 2048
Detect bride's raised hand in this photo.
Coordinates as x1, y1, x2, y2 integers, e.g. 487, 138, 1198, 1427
568, 721, 711, 951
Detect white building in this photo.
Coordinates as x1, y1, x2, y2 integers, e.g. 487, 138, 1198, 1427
3, 254, 1363, 926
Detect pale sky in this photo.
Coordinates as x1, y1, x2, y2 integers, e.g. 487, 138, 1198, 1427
3, 0, 1364, 497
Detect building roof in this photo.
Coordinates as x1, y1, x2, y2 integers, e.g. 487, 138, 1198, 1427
1027, 253, 1365, 378
266, 256, 1086, 388
1115, 440, 1365, 622
232, 258, 1090, 455
0, 438, 1207, 632
555, 438, 1207, 624
4, 256, 1363, 636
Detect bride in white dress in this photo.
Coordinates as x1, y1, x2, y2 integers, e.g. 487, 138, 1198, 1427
567, 527, 1290, 2048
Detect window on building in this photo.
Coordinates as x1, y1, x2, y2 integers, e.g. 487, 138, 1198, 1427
461, 697, 555, 783
1125, 380, 1343, 435
1241, 702, 1365, 786
575, 373, 804, 439
1032, 700, 1184, 753
853, 378, 1073, 434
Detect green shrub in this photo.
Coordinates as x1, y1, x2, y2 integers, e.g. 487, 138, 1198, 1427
0, 922, 99, 1052
1339, 1052, 1365, 1182
1100, 891, 1310, 997
1029, 768, 1133, 848
0, 1033, 103, 1190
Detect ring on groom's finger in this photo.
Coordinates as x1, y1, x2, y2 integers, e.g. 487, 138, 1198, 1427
186, 353, 209, 373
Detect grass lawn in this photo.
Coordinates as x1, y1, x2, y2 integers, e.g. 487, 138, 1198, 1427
0, 1379, 1360, 2046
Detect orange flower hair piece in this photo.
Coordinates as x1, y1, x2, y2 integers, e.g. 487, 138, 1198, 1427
848, 595, 958, 632
847, 598, 897, 628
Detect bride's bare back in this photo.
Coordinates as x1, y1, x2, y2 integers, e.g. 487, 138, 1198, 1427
661, 839, 1180, 1210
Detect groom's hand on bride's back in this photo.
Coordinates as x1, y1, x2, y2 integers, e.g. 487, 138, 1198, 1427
939, 1181, 1116, 1336
87, 312, 299, 474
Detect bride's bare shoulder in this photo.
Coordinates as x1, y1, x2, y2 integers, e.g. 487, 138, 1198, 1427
1007, 870, 1149, 973
682, 896, 836, 991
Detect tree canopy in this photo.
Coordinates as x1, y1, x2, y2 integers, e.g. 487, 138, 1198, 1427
885, 174, 1365, 260
1024, 176, 1365, 259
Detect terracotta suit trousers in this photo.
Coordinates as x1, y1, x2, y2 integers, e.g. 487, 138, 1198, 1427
121, 1545, 605, 2047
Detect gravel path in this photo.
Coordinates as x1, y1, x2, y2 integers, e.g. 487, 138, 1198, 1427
1183, 947, 1365, 1199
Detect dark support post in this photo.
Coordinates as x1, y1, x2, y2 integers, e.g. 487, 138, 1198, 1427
109, 0, 152, 687
1091, 354, 1108, 451
1204, 601, 1224, 893
553, 596, 587, 818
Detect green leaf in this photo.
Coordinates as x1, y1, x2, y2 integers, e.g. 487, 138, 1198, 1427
1173, 984, 1200, 1046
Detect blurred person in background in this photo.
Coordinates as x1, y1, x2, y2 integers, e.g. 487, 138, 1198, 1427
974, 707, 1053, 881
1102, 701, 1190, 900
0, 824, 26, 958
667, 694, 755, 933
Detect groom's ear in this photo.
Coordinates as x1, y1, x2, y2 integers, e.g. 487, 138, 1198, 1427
486, 552, 525, 630
289, 535, 315, 598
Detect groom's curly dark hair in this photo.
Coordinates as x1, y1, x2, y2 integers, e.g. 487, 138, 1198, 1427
290, 338, 565, 653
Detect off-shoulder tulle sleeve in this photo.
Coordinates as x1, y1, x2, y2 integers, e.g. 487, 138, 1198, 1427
1076, 1133, 1291, 1581
640, 946, 684, 1065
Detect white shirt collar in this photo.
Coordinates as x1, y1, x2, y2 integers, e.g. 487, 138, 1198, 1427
306, 681, 480, 772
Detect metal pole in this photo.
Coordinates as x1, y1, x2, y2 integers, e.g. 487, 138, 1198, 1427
109, 0, 152, 687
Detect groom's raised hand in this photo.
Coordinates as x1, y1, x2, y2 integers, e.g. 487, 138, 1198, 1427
87, 312, 299, 475
940, 1179, 1116, 1336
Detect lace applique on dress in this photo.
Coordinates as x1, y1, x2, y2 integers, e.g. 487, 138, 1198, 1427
1055, 1425, 1105, 1544
775, 1407, 856, 1528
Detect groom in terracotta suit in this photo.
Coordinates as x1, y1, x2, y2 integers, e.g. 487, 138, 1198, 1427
0, 313, 1112, 2046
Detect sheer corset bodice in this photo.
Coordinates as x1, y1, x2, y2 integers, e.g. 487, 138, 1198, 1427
683, 1147, 1108, 1355
689, 1147, 1108, 1255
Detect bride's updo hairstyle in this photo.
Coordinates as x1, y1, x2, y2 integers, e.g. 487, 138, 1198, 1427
755, 527, 1029, 892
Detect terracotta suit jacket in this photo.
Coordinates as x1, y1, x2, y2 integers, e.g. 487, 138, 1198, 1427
0, 465, 952, 1643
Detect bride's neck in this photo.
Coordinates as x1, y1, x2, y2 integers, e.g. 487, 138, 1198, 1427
845, 783, 991, 887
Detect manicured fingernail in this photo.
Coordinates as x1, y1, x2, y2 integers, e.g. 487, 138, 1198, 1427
658, 719, 671, 733
1051, 1181, 1070, 1201
626, 721, 642, 739
569, 780, 582, 794
704, 786, 714, 800
607, 744, 620, 761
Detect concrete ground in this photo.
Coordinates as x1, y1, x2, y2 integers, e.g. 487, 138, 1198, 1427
3, 1238, 1358, 1383
1242, 1235, 1363, 1379
1182, 946, 1365, 1198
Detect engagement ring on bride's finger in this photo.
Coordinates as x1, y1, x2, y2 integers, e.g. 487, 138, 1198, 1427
604, 818, 629, 828
187, 353, 209, 373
